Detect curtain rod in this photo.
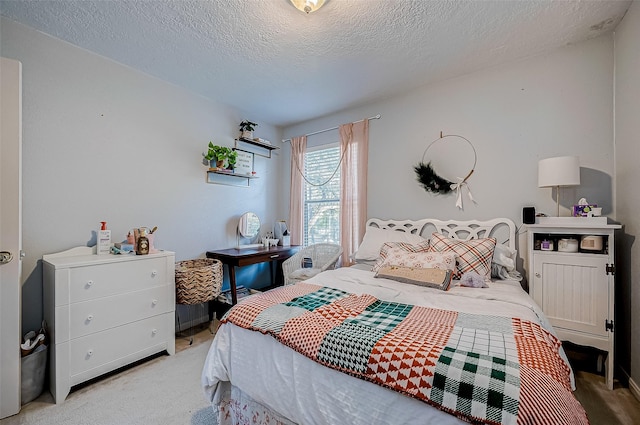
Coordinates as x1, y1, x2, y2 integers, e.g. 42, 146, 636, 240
281, 114, 381, 143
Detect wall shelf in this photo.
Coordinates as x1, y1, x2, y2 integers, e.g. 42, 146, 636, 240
207, 170, 257, 187
235, 138, 279, 158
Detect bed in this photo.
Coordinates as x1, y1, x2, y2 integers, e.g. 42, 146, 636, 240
201, 218, 588, 425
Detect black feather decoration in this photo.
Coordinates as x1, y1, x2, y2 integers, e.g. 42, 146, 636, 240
414, 161, 453, 194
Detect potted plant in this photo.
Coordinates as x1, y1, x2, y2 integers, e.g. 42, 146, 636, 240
239, 120, 258, 140
204, 142, 238, 170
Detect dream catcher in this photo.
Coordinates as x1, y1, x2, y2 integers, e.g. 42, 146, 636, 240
414, 133, 477, 210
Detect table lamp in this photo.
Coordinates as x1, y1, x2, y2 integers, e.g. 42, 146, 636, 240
538, 156, 581, 217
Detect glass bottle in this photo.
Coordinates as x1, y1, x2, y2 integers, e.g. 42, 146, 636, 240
136, 228, 150, 255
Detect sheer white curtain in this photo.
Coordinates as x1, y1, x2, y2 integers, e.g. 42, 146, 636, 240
288, 136, 307, 246
339, 120, 369, 266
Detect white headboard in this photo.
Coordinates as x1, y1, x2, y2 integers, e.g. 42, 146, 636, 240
365, 218, 517, 251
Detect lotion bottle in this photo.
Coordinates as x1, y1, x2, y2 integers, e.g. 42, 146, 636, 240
97, 221, 111, 255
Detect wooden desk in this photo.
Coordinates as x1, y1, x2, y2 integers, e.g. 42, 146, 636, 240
206, 245, 300, 304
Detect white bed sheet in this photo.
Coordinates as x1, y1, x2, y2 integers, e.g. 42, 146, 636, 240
202, 267, 574, 425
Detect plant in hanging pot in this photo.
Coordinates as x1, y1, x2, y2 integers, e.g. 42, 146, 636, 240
239, 120, 258, 140
203, 142, 238, 171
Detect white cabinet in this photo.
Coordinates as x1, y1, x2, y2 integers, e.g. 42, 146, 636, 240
43, 248, 175, 403
526, 219, 620, 389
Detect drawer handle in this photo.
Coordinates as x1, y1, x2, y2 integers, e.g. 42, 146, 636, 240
270, 254, 279, 259
86, 314, 94, 322
151, 270, 158, 277
152, 299, 158, 306
86, 280, 94, 287
151, 329, 158, 335
87, 349, 94, 357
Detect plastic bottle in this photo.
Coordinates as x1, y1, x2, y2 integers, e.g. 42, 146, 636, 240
97, 221, 111, 255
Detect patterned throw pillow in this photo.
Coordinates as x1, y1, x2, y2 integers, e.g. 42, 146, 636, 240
428, 232, 497, 279
372, 241, 451, 272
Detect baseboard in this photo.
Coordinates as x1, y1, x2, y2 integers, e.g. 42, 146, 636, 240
629, 377, 640, 402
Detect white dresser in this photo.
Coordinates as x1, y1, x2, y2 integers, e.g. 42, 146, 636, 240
526, 219, 620, 389
43, 247, 175, 403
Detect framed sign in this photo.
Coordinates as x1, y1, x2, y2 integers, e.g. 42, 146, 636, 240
234, 150, 254, 175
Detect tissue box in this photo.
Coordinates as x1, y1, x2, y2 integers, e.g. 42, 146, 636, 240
572, 204, 597, 217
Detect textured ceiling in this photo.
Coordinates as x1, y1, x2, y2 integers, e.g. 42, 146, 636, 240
0, 0, 631, 127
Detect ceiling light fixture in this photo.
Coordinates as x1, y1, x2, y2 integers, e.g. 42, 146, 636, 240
290, 0, 326, 14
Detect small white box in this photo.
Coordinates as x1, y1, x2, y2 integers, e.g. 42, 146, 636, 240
282, 235, 291, 247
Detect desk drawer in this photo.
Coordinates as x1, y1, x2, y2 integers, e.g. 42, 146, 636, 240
69, 313, 172, 379
65, 257, 167, 303
67, 285, 172, 339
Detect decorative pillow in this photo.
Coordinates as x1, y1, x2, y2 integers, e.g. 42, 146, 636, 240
375, 266, 454, 291
428, 232, 496, 279
372, 241, 444, 272
355, 227, 426, 261
491, 243, 517, 280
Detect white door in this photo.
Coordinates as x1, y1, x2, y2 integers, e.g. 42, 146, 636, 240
0, 57, 23, 418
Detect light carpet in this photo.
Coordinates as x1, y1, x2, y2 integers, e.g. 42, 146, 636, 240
1, 338, 216, 425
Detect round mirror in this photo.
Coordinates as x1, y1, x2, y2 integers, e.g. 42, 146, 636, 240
238, 212, 261, 239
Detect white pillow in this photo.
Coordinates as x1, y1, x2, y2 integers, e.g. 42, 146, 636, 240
355, 227, 426, 261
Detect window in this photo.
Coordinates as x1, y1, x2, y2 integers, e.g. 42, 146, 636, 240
303, 144, 340, 245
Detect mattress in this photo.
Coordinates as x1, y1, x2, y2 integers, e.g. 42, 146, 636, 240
202, 266, 581, 424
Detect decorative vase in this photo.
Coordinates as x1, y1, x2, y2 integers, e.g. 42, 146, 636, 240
241, 130, 253, 140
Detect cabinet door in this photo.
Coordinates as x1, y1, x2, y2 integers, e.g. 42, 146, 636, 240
533, 253, 609, 337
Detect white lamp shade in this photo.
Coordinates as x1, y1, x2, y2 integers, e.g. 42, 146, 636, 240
538, 156, 581, 187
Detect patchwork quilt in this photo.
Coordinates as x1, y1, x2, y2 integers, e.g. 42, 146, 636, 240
222, 283, 588, 425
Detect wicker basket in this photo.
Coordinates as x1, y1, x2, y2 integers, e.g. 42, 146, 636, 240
175, 258, 223, 305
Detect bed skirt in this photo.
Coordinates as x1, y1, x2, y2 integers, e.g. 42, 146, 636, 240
214, 382, 295, 425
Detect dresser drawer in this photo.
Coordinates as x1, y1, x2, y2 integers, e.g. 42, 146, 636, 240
65, 257, 168, 303
65, 285, 172, 340
69, 313, 172, 379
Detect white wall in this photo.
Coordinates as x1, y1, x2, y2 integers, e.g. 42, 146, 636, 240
614, 0, 640, 395
0, 18, 284, 332
284, 35, 615, 230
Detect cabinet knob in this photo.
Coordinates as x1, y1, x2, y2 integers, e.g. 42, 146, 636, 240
151, 270, 158, 277
86, 280, 94, 287
535, 273, 541, 278
87, 349, 94, 356
151, 329, 158, 335
87, 314, 94, 321
151, 299, 158, 306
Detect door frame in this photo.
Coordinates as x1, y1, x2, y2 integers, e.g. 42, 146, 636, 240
1, 56, 23, 418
